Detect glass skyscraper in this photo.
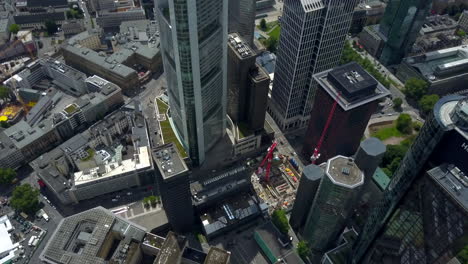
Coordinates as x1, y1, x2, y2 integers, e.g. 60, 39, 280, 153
268, 0, 358, 131
352, 95, 468, 263
156, 0, 228, 166
378, 0, 432, 65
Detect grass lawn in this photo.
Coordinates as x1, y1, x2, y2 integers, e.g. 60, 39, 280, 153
257, 20, 279, 32
156, 98, 187, 158
370, 123, 404, 140
268, 25, 281, 39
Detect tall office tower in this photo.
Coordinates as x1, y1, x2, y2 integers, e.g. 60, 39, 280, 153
156, 0, 228, 166
227, 33, 270, 131
268, 0, 359, 131
228, 0, 256, 46
363, 164, 467, 264
354, 137, 386, 192
352, 95, 468, 263
302, 156, 364, 253
289, 164, 324, 233
153, 144, 194, 233
377, 0, 432, 65
303, 62, 389, 164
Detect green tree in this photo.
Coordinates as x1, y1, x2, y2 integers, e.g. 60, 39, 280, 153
272, 209, 290, 235
45, 20, 58, 35
10, 184, 40, 214
148, 195, 157, 206
0, 85, 10, 99
265, 36, 278, 53
404, 78, 428, 101
381, 144, 408, 168
382, 167, 392, 177
388, 157, 402, 174
0, 168, 16, 185
9, 24, 20, 34
456, 29, 467, 37
419, 94, 439, 115
393, 97, 403, 111
297, 240, 310, 261
396, 113, 413, 134
260, 19, 267, 31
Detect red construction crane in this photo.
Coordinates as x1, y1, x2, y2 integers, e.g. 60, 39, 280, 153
257, 141, 278, 182
310, 92, 341, 164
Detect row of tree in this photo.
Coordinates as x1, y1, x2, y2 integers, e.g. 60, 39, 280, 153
403, 78, 439, 116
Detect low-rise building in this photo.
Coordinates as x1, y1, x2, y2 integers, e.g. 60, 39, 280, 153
62, 30, 162, 93
96, 8, 146, 29
32, 103, 151, 204
62, 20, 86, 36
397, 45, 468, 95
13, 12, 66, 29
0, 215, 20, 264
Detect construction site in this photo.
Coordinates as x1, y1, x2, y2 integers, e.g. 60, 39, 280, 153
252, 141, 302, 214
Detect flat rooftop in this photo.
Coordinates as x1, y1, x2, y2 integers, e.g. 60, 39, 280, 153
314, 62, 390, 111
427, 164, 468, 213
228, 33, 256, 59
153, 143, 189, 181
40, 207, 147, 264
153, 232, 186, 264
403, 45, 468, 82
204, 247, 231, 264
325, 156, 364, 188
73, 146, 152, 186
436, 95, 468, 140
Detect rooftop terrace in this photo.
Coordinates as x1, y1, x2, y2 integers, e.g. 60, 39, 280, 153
156, 98, 187, 157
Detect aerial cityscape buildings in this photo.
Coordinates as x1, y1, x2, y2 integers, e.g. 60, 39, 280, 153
1, 1, 468, 263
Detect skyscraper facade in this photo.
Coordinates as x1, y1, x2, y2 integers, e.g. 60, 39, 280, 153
303, 62, 389, 164
378, 0, 432, 65
302, 156, 364, 252
156, 0, 228, 166
228, 0, 256, 46
352, 95, 468, 263
269, 0, 359, 131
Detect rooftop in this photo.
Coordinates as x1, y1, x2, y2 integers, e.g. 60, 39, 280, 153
40, 207, 147, 264
228, 33, 256, 59
314, 62, 390, 111
204, 247, 231, 264
300, 0, 324, 13
436, 95, 468, 139
403, 45, 468, 82
153, 143, 189, 181
153, 232, 186, 264
325, 156, 364, 188
372, 167, 391, 191
427, 164, 468, 213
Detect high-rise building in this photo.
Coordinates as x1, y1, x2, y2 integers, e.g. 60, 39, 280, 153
227, 33, 270, 132
153, 144, 194, 233
228, 0, 256, 46
302, 156, 364, 253
363, 164, 467, 264
289, 164, 324, 233
156, 0, 228, 166
377, 0, 432, 65
303, 62, 389, 164
268, 0, 359, 131
352, 95, 468, 263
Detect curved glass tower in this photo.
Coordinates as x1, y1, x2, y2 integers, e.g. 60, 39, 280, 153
156, 0, 228, 166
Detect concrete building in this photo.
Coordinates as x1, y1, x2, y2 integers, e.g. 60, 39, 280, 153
229, 0, 255, 46
458, 10, 468, 32
40, 206, 148, 264
0, 16, 12, 44
302, 156, 364, 253
153, 143, 194, 233
269, 0, 359, 131
351, 95, 468, 263
289, 164, 325, 233
0, 77, 123, 170
256, 0, 275, 10
31, 103, 150, 204
63, 31, 162, 93
40, 206, 230, 264
227, 33, 270, 132
0, 215, 19, 264
13, 12, 66, 29
303, 62, 389, 164
397, 45, 468, 96
96, 8, 146, 29
156, 0, 228, 166
377, 0, 433, 65
68, 29, 103, 50
62, 20, 86, 36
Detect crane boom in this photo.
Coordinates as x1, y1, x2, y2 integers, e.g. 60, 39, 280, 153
311, 92, 341, 164
257, 141, 278, 182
